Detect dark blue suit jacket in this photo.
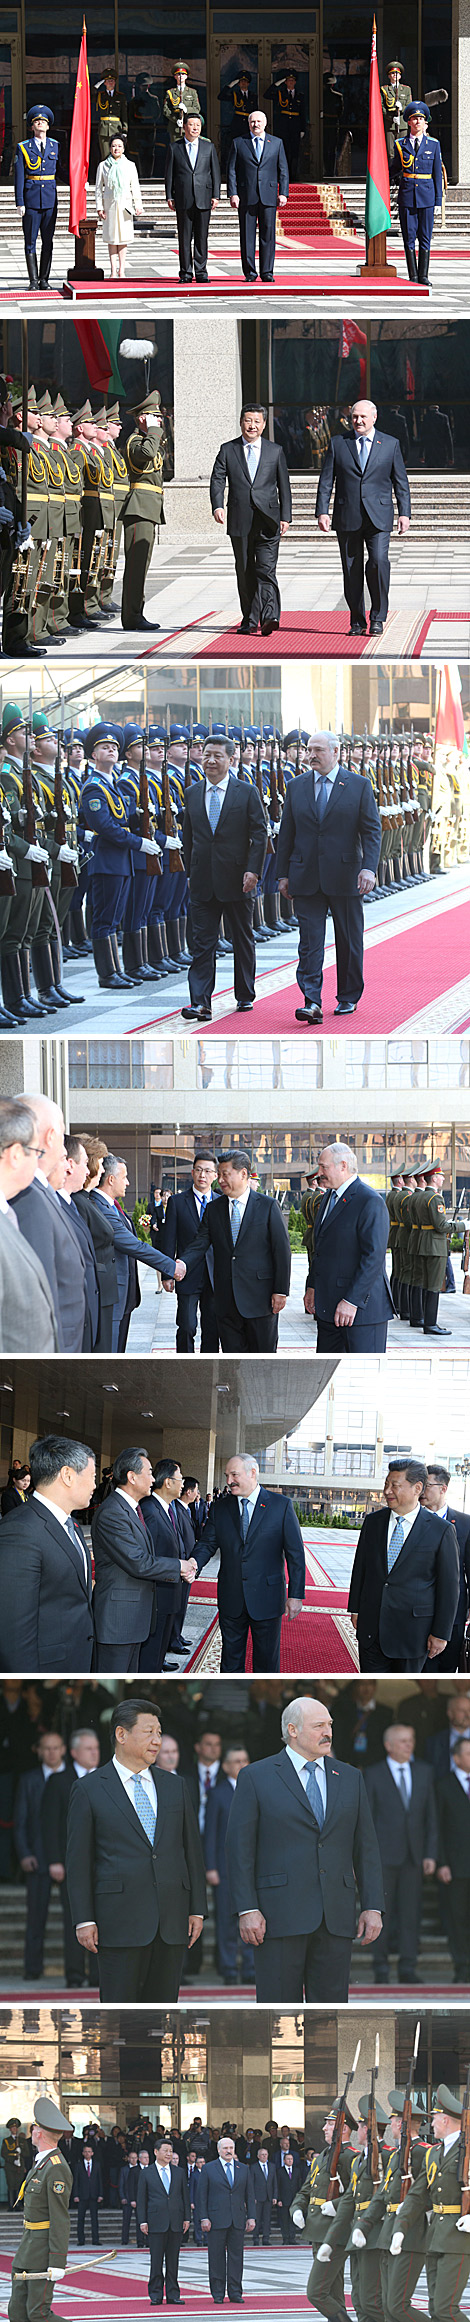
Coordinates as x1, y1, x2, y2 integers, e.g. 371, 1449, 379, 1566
14, 1765, 51, 1872
91, 1190, 175, 1318
58, 1194, 99, 1350
197, 2156, 250, 2229
349, 1504, 460, 1666
196, 1488, 305, 1621
276, 765, 381, 899
161, 1182, 217, 1291
315, 429, 411, 533
309, 1176, 394, 1326
227, 132, 289, 206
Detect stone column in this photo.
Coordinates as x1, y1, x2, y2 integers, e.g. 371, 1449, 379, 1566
167, 315, 242, 537
455, 0, 470, 180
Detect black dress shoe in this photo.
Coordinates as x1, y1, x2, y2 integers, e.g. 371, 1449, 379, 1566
261, 620, 279, 636
370, 616, 384, 634
350, 620, 367, 636
163, 1660, 180, 1671
334, 1000, 357, 1015
181, 1003, 212, 1021
133, 616, 162, 632
423, 1324, 451, 1336
236, 1000, 253, 1011
238, 619, 251, 633
295, 1003, 323, 1023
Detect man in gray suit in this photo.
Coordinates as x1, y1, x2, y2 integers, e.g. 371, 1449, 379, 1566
92, 1447, 198, 1670
0, 1095, 58, 1350
11, 1091, 86, 1350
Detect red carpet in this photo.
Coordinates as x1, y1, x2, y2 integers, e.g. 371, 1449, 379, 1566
199, 611, 429, 659
202, 892, 470, 1036
186, 1605, 356, 1674
60, 273, 429, 301
0, 2259, 311, 2316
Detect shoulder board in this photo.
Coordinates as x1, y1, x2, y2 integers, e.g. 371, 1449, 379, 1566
36, 776, 55, 807
83, 777, 127, 823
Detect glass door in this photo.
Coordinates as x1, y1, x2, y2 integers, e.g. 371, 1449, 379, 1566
210, 29, 319, 177
0, 14, 22, 176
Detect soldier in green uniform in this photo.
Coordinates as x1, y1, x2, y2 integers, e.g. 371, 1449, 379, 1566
68, 402, 114, 630
46, 394, 84, 637
301, 1171, 323, 1269
98, 403, 129, 618
381, 64, 412, 165
390, 2085, 470, 2322
2, 387, 51, 655
415, 1159, 452, 1338
9, 2093, 73, 2322
163, 63, 201, 143
30, 711, 83, 1003
316, 2094, 394, 2322
385, 1169, 405, 1312
394, 1173, 420, 1324
1, 2122, 29, 2209
33, 391, 70, 643
121, 390, 165, 633
355, 2088, 428, 2322
290, 2098, 357, 2313
0, 700, 54, 1021
95, 68, 128, 161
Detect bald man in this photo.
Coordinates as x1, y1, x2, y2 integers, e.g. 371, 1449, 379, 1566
226, 1693, 383, 2001
316, 400, 411, 636
227, 109, 289, 282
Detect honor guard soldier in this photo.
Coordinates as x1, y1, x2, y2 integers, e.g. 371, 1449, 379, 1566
8, 2093, 73, 2322
81, 721, 161, 991
68, 402, 113, 631
414, 1158, 451, 1337
381, 63, 412, 162
390, 2085, 470, 2322
219, 72, 255, 129
14, 106, 59, 291
263, 69, 307, 181
49, 393, 85, 634
30, 711, 83, 1004
393, 101, 443, 283
314, 2094, 392, 2322
98, 403, 129, 618
163, 63, 202, 143
0, 700, 60, 1024
121, 390, 165, 633
95, 67, 128, 161
353, 2087, 428, 2322
2, 387, 51, 656
386, 1168, 405, 1311
117, 722, 164, 982
290, 2100, 356, 2308
33, 391, 69, 643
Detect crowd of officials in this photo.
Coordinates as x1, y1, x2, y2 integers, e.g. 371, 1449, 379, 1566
1, 2107, 314, 2244
2, 1677, 470, 1992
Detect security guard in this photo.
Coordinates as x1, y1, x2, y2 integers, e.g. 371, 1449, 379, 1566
415, 1158, 451, 1337
95, 68, 128, 161
289, 2099, 356, 2309
14, 106, 59, 291
263, 68, 307, 180
121, 390, 165, 633
390, 2085, 470, 2322
355, 2088, 428, 2322
393, 101, 443, 283
316, 2094, 393, 2322
381, 63, 412, 163
81, 721, 161, 990
163, 63, 201, 143
8, 2092, 73, 2322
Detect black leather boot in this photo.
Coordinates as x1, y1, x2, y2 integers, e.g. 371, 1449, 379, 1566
31, 940, 64, 1008
50, 934, 85, 1003
19, 947, 46, 1017
26, 248, 40, 290
110, 930, 138, 986
92, 934, 126, 990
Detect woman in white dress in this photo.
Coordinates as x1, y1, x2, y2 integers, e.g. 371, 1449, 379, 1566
96, 132, 144, 278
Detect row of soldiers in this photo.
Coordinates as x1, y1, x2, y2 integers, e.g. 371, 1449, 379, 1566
0, 379, 165, 654
386, 1164, 454, 1336
292, 2065, 470, 2322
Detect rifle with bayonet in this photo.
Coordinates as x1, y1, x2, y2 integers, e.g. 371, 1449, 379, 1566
327, 2040, 361, 2200
140, 722, 162, 877
23, 686, 48, 887
366, 2036, 381, 2187
54, 694, 77, 889
399, 2022, 421, 2202
162, 731, 184, 875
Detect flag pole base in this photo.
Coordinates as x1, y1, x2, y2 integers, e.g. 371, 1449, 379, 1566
360, 230, 397, 276
67, 217, 105, 282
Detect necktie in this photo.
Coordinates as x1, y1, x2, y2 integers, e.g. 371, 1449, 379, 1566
133, 1774, 156, 1843
199, 1195, 207, 1216
253, 137, 263, 159
86, 2162, 91, 2175
241, 1500, 250, 1542
64, 1515, 89, 1588
231, 1199, 242, 1243
245, 443, 258, 480
161, 2167, 171, 2192
207, 784, 223, 831
387, 1517, 405, 1573
226, 2161, 234, 2185
315, 775, 329, 822
304, 1761, 325, 1828
357, 436, 368, 467
168, 1503, 178, 1533
136, 1504, 147, 1528
262, 2163, 267, 2179
398, 1768, 409, 1808
204, 1770, 212, 1798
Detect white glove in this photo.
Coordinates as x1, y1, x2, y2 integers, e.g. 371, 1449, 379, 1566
271, 819, 282, 833
16, 204, 24, 216
141, 837, 162, 857
292, 2210, 304, 2229
0, 848, 12, 870
457, 2218, 470, 2234
25, 843, 49, 863
390, 2234, 404, 2256
317, 2244, 332, 2263
351, 2230, 366, 2249
165, 833, 181, 851
84, 829, 95, 842
48, 2270, 65, 2281
321, 2202, 336, 2216
58, 842, 76, 863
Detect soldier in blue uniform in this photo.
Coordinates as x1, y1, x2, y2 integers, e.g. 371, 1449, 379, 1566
14, 105, 59, 291
393, 101, 443, 284
117, 722, 166, 983
80, 721, 161, 992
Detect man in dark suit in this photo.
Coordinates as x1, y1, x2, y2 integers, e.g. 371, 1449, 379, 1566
138, 2137, 190, 2304
348, 1457, 460, 1671
365, 1721, 438, 1982
204, 1747, 253, 1983
332, 1683, 388, 1771
181, 740, 267, 1021
120, 2151, 140, 2245
165, 107, 221, 281
198, 2135, 255, 2303
210, 406, 292, 636
73, 2143, 103, 2244
316, 398, 411, 635
304, 1143, 394, 1352
182, 1149, 291, 1352
90, 1154, 183, 1351
59, 1137, 100, 1351
226, 1694, 384, 2001
66, 1695, 206, 2001
437, 1738, 470, 1980
92, 1448, 197, 1672
0, 1431, 95, 1672
160, 1152, 219, 1352
12, 1087, 87, 1350
227, 108, 289, 281
41, 1726, 101, 1987
275, 2146, 304, 2242
249, 2147, 277, 2245
425, 1691, 470, 1781
13, 1729, 66, 1977
422, 1466, 470, 1670
276, 733, 381, 1021
196, 1449, 305, 1668
138, 1458, 197, 1673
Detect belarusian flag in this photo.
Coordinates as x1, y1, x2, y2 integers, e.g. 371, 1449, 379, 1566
435, 664, 465, 752
365, 16, 392, 240
73, 321, 125, 396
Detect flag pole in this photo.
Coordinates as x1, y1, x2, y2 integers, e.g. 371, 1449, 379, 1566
360, 16, 397, 277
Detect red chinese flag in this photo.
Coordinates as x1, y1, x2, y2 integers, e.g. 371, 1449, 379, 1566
69, 18, 91, 236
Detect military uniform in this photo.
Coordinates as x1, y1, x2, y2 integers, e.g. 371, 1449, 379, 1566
31, 711, 79, 949
117, 725, 164, 979
263, 76, 307, 179
291, 2127, 355, 2313
121, 391, 165, 631
95, 80, 128, 161
2, 394, 52, 654
0, 703, 59, 1021
8, 2092, 72, 2322
414, 1170, 450, 1335
81, 721, 150, 989
385, 1177, 403, 1311
163, 72, 201, 143
393, 103, 443, 282
14, 106, 58, 290
396, 2088, 470, 2322
68, 407, 115, 627
381, 69, 412, 163
362, 2131, 428, 2322
99, 408, 129, 615
322, 2100, 393, 2322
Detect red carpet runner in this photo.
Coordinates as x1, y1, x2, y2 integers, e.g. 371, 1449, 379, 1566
199, 610, 431, 659
202, 893, 470, 1037
0, 2256, 313, 2317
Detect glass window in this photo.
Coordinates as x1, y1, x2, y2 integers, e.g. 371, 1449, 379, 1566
266, 321, 470, 474
196, 1038, 324, 1089
271, 2015, 305, 2129
24, 5, 207, 181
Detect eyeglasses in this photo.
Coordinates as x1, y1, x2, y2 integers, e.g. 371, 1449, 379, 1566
27, 1143, 45, 1159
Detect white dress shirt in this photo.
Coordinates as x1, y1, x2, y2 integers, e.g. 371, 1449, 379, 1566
386, 1755, 413, 1801
228, 1184, 252, 1227
285, 1743, 327, 1816
32, 1489, 89, 1586
452, 1765, 470, 1794
205, 770, 231, 821
242, 436, 261, 475
184, 136, 198, 168
355, 429, 375, 464
193, 1186, 212, 1215
112, 1754, 157, 1818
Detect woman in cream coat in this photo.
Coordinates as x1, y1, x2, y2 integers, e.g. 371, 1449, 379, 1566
96, 132, 144, 277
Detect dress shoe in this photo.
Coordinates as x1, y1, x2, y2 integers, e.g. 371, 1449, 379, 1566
181, 1003, 212, 1021
236, 1000, 253, 1011
423, 1324, 451, 1336
370, 616, 384, 634
334, 1000, 357, 1015
261, 620, 279, 636
350, 620, 367, 636
171, 1638, 191, 1652
163, 1660, 180, 1671
295, 1003, 323, 1023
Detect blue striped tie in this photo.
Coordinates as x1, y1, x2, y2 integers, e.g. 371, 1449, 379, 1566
133, 1775, 156, 1842
387, 1517, 405, 1573
304, 1762, 325, 1827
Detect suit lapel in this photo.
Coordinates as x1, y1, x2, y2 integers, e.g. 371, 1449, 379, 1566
37, 1503, 90, 1600
243, 1489, 270, 1550
315, 1178, 358, 1241
105, 1759, 159, 1848
230, 1186, 256, 1251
